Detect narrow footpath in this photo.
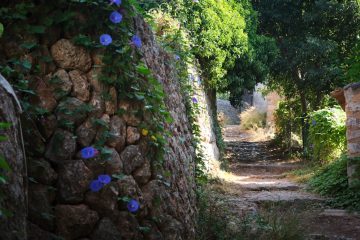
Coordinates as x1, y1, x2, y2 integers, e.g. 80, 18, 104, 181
215, 124, 360, 240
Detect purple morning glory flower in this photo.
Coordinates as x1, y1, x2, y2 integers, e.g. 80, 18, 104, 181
192, 97, 198, 104
110, 11, 122, 24
98, 174, 111, 185
174, 55, 180, 61
193, 0, 199, 3
90, 180, 103, 192
100, 34, 112, 46
312, 120, 316, 126
131, 35, 142, 48
127, 199, 140, 213
81, 147, 99, 159
110, 0, 121, 6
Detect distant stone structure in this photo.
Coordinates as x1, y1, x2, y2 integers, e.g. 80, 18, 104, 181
332, 83, 360, 187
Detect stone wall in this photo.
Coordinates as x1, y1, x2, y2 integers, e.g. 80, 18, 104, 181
0, 74, 27, 240
0, 16, 197, 239
190, 68, 221, 174
343, 83, 360, 187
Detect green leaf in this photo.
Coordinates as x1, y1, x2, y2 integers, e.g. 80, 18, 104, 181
20, 42, 38, 50
0, 23, 4, 38
27, 25, 46, 34
0, 156, 10, 171
136, 65, 151, 75
0, 123, 11, 129
0, 136, 8, 142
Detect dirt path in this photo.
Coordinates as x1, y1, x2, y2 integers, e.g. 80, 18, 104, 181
214, 125, 360, 240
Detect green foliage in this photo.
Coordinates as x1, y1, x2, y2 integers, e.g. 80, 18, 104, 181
254, 0, 360, 145
308, 107, 346, 163
240, 107, 266, 130
309, 155, 360, 211
148, 8, 208, 183
0, 122, 11, 217
274, 100, 303, 151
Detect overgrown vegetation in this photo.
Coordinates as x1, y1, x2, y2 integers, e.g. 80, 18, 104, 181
309, 155, 360, 211
308, 107, 346, 163
239, 107, 266, 130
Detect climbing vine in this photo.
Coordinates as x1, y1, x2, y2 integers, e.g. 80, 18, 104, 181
0, 0, 175, 214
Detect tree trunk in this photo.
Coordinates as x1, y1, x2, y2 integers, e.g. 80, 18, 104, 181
300, 91, 308, 151
0, 74, 27, 239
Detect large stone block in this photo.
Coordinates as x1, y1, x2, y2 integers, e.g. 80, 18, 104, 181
55, 204, 99, 239
45, 129, 76, 162
51, 39, 92, 72
58, 160, 93, 203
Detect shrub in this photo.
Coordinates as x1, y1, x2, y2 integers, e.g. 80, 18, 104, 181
309, 155, 360, 211
274, 100, 302, 150
308, 107, 346, 163
240, 107, 266, 130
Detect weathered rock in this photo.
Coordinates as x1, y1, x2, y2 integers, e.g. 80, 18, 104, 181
105, 87, 117, 115
142, 220, 164, 240
89, 92, 105, 118
27, 222, 60, 240
47, 69, 73, 100
31, 77, 57, 112
55, 204, 99, 239
126, 126, 140, 144
107, 115, 126, 152
28, 158, 58, 185
56, 97, 88, 126
84, 147, 122, 176
115, 211, 142, 240
0, 74, 27, 239
118, 101, 142, 126
38, 46, 57, 76
58, 160, 93, 203
76, 119, 97, 147
22, 116, 46, 156
87, 68, 107, 93
120, 145, 145, 174
158, 215, 183, 240
91, 50, 105, 66
133, 159, 152, 185
45, 129, 76, 162
85, 182, 119, 216
91, 218, 122, 240
38, 114, 57, 139
116, 175, 143, 202
28, 183, 56, 231
51, 39, 92, 72
69, 70, 90, 102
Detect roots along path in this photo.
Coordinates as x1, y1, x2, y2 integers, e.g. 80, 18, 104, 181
216, 125, 360, 240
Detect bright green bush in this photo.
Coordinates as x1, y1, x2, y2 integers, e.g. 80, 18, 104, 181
309, 155, 360, 211
308, 107, 346, 163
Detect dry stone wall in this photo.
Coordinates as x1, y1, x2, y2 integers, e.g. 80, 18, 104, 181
1, 16, 196, 239
343, 83, 360, 187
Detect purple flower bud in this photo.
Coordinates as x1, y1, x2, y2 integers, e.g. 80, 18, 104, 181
192, 97, 198, 104
174, 55, 180, 61
98, 174, 111, 185
100, 34, 112, 46
89, 180, 103, 192
110, 11, 122, 24
312, 120, 316, 126
131, 35, 142, 48
110, 0, 121, 6
81, 147, 99, 159
127, 199, 140, 213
